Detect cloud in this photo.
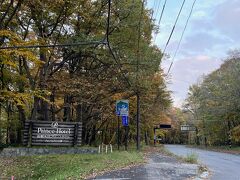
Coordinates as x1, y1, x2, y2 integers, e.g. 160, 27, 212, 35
151, 0, 240, 107
162, 55, 222, 107
181, 32, 228, 53
190, 0, 240, 43
213, 0, 240, 41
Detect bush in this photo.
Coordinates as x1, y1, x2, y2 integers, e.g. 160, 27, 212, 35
232, 125, 240, 143
184, 153, 198, 164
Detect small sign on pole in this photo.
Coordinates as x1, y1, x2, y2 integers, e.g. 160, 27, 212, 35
122, 116, 129, 126
181, 125, 196, 131
116, 100, 129, 116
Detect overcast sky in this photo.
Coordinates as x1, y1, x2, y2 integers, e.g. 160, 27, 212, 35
147, 0, 240, 107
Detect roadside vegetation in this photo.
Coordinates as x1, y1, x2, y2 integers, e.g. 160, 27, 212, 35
188, 145, 240, 155
153, 144, 199, 164
0, 151, 144, 180
157, 52, 240, 148
0, 0, 171, 149
184, 153, 198, 164
183, 52, 240, 147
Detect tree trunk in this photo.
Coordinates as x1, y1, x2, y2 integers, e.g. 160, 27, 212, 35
145, 131, 149, 145
63, 95, 72, 121
50, 89, 56, 121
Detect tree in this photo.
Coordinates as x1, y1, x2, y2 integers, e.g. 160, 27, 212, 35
185, 52, 240, 146
0, 0, 172, 146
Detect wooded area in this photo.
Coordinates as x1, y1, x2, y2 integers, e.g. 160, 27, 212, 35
184, 52, 240, 146
0, 0, 171, 146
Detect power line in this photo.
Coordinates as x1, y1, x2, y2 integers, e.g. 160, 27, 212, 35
106, 0, 132, 88
0, 40, 106, 50
158, 0, 167, 26
137, 0, 145, 85
153, 0, 167, 42
153, 0, 162, 21
167, 0, 197, 75
152, 0, 157, 16
160, 0, 186, 62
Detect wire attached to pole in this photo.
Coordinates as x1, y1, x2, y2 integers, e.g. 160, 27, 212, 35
167, 0, 197, 75
105, 0, 132, 88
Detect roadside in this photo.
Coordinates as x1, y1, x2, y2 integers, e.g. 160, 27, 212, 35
165, 144, 240, 180
0, 145, 209, 180
90, 146, 204, 180
187, 145, 240, 155
0, 150, 144, 179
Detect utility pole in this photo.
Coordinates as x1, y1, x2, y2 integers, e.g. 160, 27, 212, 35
136, 0, 145, 151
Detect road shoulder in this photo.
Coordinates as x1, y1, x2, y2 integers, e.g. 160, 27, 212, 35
90, 147, 204, 180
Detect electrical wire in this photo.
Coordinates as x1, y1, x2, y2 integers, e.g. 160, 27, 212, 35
136, 0, 145, 83
149, 0, 156, 24
160, 0, 186, 61
153, 0, 162, 21
106, 0, 132, 88
158, 0, 167, 26
153, 0, 167, 42
167, 0, 197, 75
0, 40, 106, 49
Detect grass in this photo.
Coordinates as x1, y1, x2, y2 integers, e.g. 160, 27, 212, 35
0, 151, 144, 180
188, 145, 240, 154
183, 153, 198, 164
154, 144, 199, 164
212, 145, 240, 151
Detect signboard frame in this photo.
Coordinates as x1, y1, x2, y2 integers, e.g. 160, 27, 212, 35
116, 100, 129, 116
180, 125, 196, 132
23, 120, 82, 147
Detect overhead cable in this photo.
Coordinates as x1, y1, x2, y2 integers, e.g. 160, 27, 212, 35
106, 0, 132, 88
153, 0, 167, 42
153, 0, 162, 21
167, 0, 197, 75
158, 0, 167, 27
160, 0, 186, 61
0, 40, 106, 49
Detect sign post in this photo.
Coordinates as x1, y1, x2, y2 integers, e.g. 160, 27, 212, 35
117, 116, 120, 150
116, 100, 129, 150
122, 116, 129, 150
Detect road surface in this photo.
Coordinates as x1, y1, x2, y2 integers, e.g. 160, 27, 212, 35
165, 145, 240, 180
91, 152, 198, 180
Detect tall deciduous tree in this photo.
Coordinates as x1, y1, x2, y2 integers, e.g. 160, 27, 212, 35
185, 52, 240, 145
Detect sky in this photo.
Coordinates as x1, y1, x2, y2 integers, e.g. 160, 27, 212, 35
147, 0, 240, 107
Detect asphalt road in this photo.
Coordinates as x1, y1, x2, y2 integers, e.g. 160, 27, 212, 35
91, 152, 198, 180
165, 145, 240, 180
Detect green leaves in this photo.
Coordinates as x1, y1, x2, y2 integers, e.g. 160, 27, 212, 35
185, 53, 240, 145
0, 0, 171, 145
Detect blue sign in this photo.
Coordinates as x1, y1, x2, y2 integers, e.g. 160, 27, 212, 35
122, 116, 129, 126
116, 100, 129, 116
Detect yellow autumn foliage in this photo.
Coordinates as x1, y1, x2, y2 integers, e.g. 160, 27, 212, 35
232, 125, 240, 143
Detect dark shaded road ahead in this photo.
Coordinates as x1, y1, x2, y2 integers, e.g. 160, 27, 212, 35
165, 145, 240, 180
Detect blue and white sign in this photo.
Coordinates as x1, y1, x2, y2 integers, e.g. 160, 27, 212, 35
122, 116, 129, 126
116, 100, 129, 116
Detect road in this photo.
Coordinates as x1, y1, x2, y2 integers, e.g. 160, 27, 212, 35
165, 145, 240, 180
91, 152, 198, 180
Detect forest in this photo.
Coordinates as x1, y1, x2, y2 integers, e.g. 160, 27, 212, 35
184, 51, 240, 146
0, 0, 172, 146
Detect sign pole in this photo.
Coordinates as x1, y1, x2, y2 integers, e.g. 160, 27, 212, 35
136, 93, 140, 151
154, 128, 156, 146
125, 126, 128, 150
117, 116, 120, 150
